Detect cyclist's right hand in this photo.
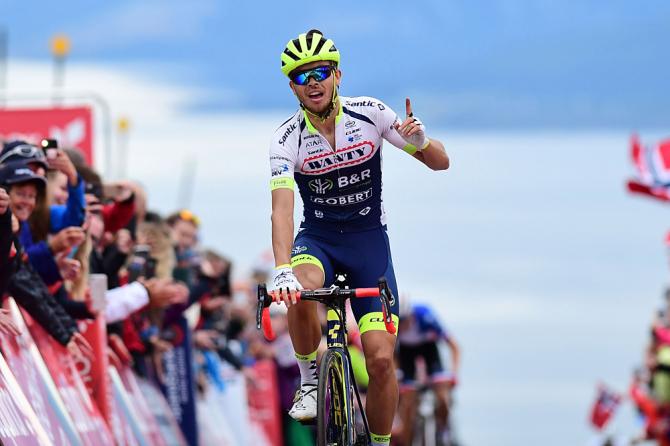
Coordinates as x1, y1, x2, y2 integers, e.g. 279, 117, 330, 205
270, 265, 303, 307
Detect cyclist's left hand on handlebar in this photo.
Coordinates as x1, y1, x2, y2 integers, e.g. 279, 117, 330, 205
270, 265, 303, 307
394, 97, 430, 151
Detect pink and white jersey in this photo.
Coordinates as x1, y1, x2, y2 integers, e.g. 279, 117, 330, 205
269, 96, 412, 231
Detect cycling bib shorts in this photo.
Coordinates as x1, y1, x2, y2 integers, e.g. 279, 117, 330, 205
291, 225, 400, 334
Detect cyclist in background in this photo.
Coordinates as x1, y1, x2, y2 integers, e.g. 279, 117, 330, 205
397, 300, 460, 445
268, 29, 449, 446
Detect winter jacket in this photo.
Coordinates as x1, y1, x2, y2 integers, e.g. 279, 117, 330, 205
19, 221, 61, 286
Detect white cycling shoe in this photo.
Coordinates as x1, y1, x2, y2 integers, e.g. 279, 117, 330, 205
289, 383, 318, 422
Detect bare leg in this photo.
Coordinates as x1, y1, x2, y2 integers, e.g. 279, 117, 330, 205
288, 264, 324, 355
362, 330, 398, 436
397, 388, 417, 446
433, 381, 451, 440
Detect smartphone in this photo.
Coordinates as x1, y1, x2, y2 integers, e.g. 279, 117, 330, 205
67, 245, 79, 260
144, 257, 157, 280
40, 138, 58, 150
127, 244, 151, 282
40, 138, 58, 159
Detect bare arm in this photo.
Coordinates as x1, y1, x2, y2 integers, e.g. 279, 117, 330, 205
446, 335, 461, 377
271, 188, 295, 267
413, 138, 450, 171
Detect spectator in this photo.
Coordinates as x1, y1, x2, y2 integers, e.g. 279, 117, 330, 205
0, 140, 86, 234
0, 162, 90, 354
0, 187, 12, 296
0, 187, 20, 340
46, 169, 70, 205
167, 209, 200, 271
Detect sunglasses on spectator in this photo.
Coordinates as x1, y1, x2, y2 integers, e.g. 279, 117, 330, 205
0, 144, 46, 164
291, 66, 334, 86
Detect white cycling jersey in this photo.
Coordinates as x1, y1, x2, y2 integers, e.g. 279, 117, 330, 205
269, 96, 415, 232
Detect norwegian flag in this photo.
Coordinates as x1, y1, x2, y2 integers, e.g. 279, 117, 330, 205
590, 383, 622, 430
627, 134, 670, 202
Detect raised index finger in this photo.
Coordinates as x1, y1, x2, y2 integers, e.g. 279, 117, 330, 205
406, 97, 413, 117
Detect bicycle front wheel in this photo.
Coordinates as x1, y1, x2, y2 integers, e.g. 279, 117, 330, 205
317, 348, 354, 446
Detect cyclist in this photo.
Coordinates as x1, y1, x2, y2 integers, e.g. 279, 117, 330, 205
268, 29, 450, 446
397, 301, 460, 445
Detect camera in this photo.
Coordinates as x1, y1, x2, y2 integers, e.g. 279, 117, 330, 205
40, 138, 58, 150
127, 245, 157, 282
40, 138, 58, 160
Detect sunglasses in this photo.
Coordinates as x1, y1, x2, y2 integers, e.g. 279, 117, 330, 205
291, 66, 333, 86
0, 144, 46, 165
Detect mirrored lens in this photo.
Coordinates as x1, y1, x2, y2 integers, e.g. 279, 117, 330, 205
292, 67, 332, 85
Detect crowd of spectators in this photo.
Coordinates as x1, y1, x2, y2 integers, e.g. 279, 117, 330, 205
0, 137, 459, 446
627, 288, 670, 445
0, 137, 315, 443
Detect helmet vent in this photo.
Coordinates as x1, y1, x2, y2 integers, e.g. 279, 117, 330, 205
313, 36, 326, 55
293, 37, 303, 53
283, 48, 299, 61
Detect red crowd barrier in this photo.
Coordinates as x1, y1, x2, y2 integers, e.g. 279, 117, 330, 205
0, 351, 52, 445
22, 307, 115, 445
247, 359, 283, 446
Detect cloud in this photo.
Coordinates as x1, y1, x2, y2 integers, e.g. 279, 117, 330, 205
71, 0, 218, 52
3, 59, 252, 187
5, 60, 199, 121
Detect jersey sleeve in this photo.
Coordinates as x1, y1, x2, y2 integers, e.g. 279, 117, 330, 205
269, 133, 297, 191
374, 100, 412, 153
415, 305, 447, 340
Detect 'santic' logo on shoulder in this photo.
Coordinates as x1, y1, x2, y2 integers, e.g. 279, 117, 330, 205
301, 141, 374, 174
278, 123, 297, 145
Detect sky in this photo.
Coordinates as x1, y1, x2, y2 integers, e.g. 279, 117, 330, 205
2, 0, 670, 128
2, 1, 670, 445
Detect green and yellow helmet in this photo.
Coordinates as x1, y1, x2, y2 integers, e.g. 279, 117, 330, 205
281, 29, 340, 77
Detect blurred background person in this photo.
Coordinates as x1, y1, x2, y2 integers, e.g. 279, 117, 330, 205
396, 299, 461, 446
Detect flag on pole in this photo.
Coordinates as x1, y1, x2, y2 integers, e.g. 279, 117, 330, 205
627, 134, 670, 202
590, 383, 622, 430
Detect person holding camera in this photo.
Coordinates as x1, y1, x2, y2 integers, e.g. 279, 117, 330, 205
0, 140, 86, 287
0, 162, 90, 356
0, 140, 86, 233
0, 187, 21, 336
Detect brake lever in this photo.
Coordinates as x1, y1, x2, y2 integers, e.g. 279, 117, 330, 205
377, 277, 397, 335
381, 277, 395, 306
256, 284, 267, 330
256, 283, 276, 341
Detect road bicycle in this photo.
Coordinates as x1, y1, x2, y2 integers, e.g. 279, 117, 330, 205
257, 276, 396, 446
408, 377, 458, 446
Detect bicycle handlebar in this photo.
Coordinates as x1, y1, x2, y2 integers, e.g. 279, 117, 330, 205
256, 277, 396, 341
